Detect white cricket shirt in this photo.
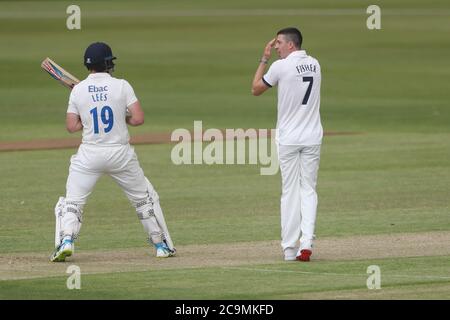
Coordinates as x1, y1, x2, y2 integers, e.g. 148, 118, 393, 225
67, 73, 138, 145
263, 50, 323, 146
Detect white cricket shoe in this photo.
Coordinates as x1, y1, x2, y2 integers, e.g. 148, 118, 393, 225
50, 238, 74, 262
154, 242, 176, 258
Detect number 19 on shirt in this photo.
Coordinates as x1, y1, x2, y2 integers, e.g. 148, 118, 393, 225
90, 106, 114, 134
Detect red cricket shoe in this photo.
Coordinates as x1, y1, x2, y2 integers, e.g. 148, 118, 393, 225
296, 249, 312, 262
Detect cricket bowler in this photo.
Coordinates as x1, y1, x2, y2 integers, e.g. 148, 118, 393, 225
252, 28, 323, 262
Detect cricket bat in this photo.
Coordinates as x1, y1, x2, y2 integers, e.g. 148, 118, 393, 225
41, 57, 80, 89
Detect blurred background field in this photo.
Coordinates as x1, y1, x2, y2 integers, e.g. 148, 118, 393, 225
1, 0, 449, 140
0, 0, 449, 299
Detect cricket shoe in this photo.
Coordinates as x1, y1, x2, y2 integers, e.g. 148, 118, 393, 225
284, 247, 300, 261
154, 242, 176, 258
50, 238, 74, 262
296, 249, 312, 262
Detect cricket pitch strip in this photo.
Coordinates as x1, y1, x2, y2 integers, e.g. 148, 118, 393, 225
1, 231, 449, 281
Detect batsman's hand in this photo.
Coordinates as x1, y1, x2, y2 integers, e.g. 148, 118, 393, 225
262, 38, 276, 60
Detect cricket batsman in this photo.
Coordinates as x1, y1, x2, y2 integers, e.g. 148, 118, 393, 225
51, 42, 176, 262
252, 28, 323, 262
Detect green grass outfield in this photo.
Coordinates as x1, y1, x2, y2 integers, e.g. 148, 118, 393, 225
2, 257, 449, 299
1, 0, 450, 299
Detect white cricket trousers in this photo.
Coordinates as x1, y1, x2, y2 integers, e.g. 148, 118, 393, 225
278, 144, 321, 260
66, 143, 148, 206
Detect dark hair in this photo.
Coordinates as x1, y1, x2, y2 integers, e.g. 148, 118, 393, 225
277, 27, 302, 49
87, 63, 107, 72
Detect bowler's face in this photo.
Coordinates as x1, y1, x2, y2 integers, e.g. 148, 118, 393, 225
274, 35, 291, 59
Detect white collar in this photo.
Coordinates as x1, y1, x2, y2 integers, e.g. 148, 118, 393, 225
286, 50, 307, 59
87, 72, 111, 78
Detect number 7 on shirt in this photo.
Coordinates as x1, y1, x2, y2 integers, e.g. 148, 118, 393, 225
302, 76, 313, 105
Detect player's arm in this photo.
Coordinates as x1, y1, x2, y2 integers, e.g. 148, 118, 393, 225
66, 112, 83, 133
126, 101, 144, 126
252, 38, 275, 96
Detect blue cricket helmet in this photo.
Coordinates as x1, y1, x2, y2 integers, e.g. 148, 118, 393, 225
84, 42, 116, 71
